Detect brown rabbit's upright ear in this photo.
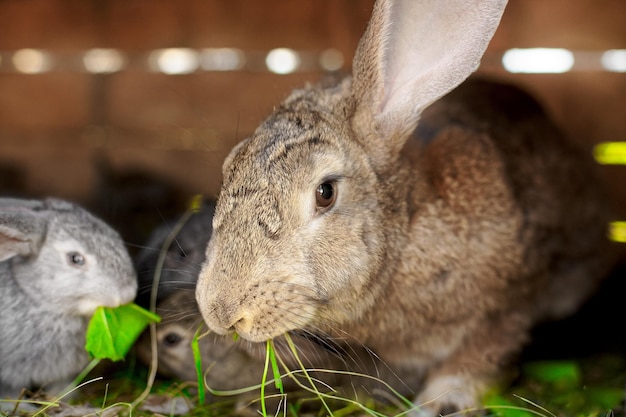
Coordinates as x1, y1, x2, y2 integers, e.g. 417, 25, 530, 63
351, 0, 508, 165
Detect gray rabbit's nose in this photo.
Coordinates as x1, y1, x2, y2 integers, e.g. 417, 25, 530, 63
97, 279, 137, 309
102, 290, 135, 309
118, 282, 138, 304
74, 290, 132, 315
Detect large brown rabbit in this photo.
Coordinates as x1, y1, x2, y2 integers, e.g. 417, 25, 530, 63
196, 0, 617, 414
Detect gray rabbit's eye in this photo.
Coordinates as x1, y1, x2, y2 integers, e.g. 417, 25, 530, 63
67, 252, 86, 266
316, 181, 336, 211
163, 332, 182, 347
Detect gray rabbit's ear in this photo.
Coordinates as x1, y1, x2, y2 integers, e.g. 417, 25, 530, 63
0, 207, 47, 261
351, 0, 507, 161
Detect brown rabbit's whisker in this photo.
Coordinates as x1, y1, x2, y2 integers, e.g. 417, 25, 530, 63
303, 332, 380, 379
161, 312, 202, 326
124, 242, 156, 251
156, 271, 194, 280
290, 323, 416, 394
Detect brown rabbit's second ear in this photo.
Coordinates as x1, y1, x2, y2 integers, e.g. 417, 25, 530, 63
221, 137, 250, 180
350, 0, 508, 167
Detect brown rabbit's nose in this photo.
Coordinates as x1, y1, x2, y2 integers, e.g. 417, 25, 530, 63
228, 314, 253, 334
210, 301, 253, 335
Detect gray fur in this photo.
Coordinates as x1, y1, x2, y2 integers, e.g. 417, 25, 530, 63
134, 199, 215, 307
0, 197, 137, 399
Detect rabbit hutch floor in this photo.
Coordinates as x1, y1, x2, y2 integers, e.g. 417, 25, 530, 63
6, 259, 624, 417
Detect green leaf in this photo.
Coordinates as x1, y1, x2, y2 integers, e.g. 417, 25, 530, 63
523, 360, 581, 388
586, 387, 625, 409
85, 303, 161, 361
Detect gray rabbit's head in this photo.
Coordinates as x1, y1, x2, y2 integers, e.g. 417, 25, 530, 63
0, 197, 137, 315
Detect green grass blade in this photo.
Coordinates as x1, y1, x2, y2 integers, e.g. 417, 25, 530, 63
192, 325, 206, 405
268, 341, 284, 394
63, 358, 101, 395
261, 340, 272, 417
283, 334, 335, 417
130, 200, 197, 412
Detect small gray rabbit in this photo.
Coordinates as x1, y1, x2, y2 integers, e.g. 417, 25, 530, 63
135, 199, 215, 308
195, 0, 618, 415
0, 197, 138, 401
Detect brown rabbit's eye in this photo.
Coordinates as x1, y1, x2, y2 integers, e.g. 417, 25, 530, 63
67, 252, 85, 266
316, 181, 336, 210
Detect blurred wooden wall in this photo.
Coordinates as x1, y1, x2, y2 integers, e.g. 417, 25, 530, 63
0, 0, 625, 229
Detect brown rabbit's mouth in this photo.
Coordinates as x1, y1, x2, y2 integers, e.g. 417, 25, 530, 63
229, 304, 318, 343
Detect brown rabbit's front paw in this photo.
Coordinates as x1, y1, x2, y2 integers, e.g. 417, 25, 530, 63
410, 400, 483, 417
411, 375, 483, 417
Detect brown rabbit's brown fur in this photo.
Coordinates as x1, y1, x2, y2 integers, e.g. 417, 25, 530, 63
196, 0, 617, 414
